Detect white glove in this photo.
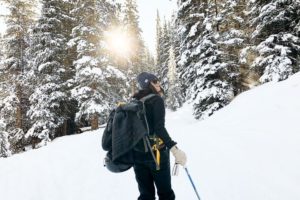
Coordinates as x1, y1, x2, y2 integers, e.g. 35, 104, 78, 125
170, 146, 187, 166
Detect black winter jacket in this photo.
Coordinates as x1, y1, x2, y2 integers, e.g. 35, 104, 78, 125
135, 90, 177, 149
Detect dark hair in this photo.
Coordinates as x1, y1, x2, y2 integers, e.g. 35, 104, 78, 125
132, 84, 164, 100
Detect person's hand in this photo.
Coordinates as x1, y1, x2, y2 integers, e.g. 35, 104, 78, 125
170, 146, 187, 166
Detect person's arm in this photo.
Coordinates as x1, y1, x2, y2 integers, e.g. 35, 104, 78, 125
152, 96, 177, 149
152, 96, 187, 166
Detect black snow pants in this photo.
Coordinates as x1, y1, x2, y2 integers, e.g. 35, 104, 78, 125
133, 148, 175, 200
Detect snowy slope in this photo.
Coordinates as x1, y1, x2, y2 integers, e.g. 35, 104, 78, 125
1, 72, 300, 200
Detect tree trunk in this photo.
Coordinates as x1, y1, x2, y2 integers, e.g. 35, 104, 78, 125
63, 119, 68, 136
15, 82, 23, 129
91, 114, 99, 130
131, 80, 136, 96
214, 0, 219, 31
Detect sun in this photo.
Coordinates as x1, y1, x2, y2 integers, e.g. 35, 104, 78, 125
104, 27, 133, 59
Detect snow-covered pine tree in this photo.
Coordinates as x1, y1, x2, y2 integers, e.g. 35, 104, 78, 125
158, 19, 171, 93
96, 0, 129, 106
176, 0, 206, 99
165, 11, 184, 110
177, 0, 237, 119
166, 45, 183, 111
25, 0, 69, 147
55, 0, 81, 136
155, 10, 163, 75
97, 0, 121, 65
0, 119, 11, 158
169, 11, 181, 72
216, 0, 250, 92
0, 34, 4, 72
0, 0, 36, 152
1, 0, 35, 74
123, 0, 146, 75
70, 0, 126, 129
0, 33, 3, 66
249, 0, 300, 83
0, 92, 25, 153
142, 47, 155, 73
295, 15, 300, 35
1, 33, 12, 155
60, 0, 77, 81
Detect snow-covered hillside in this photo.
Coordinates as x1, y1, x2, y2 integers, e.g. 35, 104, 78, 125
1, 72, 300, 200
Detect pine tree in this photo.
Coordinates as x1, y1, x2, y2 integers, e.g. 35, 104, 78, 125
248, 0, 300, 83
177, 0, 237, 119
97, 0, 129, 108
25, 0, 69, 147
158, 19, 171, 92
142, 47, 155, 73
61, 0, 77, 81
176, 0, 207, 98
0, 33, 3, 63
166, 45, 183, 111
101, 1, 126, 68
0, 80, 15, 157
0, 0, 36, 151
0, 34, 4, 71
216, 0, 251, 92
70, 0, 126, 129
0, 89, 23, 151
0, 34, 10, 157
169, 11, 181, 70
123, 0, 146, 75
155, 10, 163, 75
0, 119, 11, 158
57, 0, 80, 136
1, 0, 35, 74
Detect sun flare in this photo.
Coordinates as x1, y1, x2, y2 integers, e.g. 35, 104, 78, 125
104, 27, 132, 58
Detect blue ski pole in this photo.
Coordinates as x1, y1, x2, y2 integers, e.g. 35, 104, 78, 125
184, 166, 201, 200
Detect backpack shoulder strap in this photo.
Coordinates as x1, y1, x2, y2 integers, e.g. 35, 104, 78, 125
138, 93, 161, 170
139, 93, 157, 103
138, 93, 158, 134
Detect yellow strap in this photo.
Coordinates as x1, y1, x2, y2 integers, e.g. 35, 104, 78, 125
157, 138, 164, 145
152, 144, 161, 168
150, 136, 164, 169
117, 102, 126, 106
149, 136, 164, 145
156, 148, 160, 167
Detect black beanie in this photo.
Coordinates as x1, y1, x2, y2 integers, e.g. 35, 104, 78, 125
137, 72, 158, 89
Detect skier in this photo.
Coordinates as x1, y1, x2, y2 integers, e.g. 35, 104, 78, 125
132, 72, 187, 200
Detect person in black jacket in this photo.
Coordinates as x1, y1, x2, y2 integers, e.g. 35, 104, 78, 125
133, 72, 187, 200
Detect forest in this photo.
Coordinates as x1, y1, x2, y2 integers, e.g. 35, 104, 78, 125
0, 0, 299, 157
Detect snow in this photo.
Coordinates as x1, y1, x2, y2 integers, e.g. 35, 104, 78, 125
259, 56, 293, 83
188, 22, 200, 38
178, 0, 192, 12
220, 38, 244, 45
205, 22, 212, 31
106, 65, 126, 79
1, 72, 300, 200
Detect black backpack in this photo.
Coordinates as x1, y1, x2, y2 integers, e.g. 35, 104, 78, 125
102, 94, 159, 173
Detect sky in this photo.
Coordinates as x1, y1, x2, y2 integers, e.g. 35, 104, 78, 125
1, 71, 300, 200
0, 0, 177, 53
0, 5, 8, 35
132, 0, 178, 53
